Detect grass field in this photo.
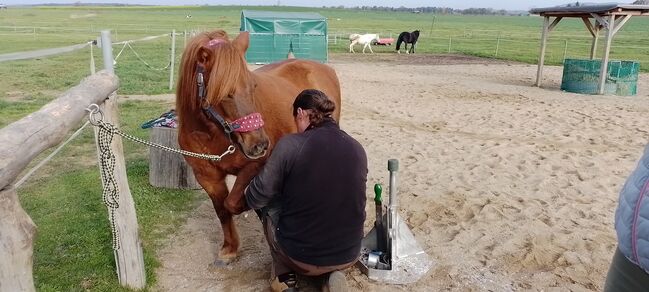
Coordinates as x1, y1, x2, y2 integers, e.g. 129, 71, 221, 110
1, 5, 649, 291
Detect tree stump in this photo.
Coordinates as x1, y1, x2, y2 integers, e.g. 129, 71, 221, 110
148, 127, 201, 189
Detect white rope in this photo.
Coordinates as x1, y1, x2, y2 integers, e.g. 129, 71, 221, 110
0, 41, 92, 63
126, 42, 171, 71
112, 33, 168, 45
15, 121, 91, 188
114, 42, 128, 62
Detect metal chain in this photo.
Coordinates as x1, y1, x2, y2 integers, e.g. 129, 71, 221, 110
87, 104, 236, 161
86, 104, 236, 250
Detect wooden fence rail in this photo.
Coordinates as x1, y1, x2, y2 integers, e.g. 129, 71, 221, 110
0, 70, 119, 292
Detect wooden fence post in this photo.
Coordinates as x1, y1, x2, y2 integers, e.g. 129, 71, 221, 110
169, 30, 176, 90
495, 34, 501, 57
97, 30, 146, 289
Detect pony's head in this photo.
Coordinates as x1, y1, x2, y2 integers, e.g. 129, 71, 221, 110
176, 30, 270, 159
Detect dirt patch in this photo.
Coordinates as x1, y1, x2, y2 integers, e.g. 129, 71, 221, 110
153, 55, 649, 291
329, 53, 514, 66
4, 91, 27, 102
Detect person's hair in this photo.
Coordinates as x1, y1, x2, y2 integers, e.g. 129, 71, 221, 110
292, 89, 336, 127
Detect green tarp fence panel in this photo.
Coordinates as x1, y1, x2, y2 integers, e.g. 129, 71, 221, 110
240, 10, 328, 64
561, 58, 640, 96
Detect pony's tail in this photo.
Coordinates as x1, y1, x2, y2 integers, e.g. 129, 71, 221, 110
395, 37, 403, 51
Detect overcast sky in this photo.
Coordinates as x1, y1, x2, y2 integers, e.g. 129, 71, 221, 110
5, 1, 627, 11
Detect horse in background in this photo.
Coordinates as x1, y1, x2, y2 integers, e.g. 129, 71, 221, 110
176, 30, 342, 265
396, 30, 420, 54
349, 33, 380, 54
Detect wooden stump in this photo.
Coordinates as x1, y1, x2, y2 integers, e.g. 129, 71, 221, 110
148, 127, 201, 189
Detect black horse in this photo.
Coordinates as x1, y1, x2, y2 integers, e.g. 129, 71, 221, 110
395, 30, 420, 54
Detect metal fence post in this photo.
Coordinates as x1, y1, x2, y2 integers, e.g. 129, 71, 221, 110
101, 30, 114, 74
448, 36, 452, 53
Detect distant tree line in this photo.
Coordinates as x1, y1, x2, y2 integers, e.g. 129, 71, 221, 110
322, 6, 525, 16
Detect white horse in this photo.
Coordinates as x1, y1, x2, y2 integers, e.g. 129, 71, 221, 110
349, 33, 380, 54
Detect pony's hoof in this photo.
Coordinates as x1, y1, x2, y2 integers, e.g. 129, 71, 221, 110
209, 258, 234, 268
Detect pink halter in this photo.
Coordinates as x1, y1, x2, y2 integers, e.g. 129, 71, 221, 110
231, 112, 264, 132
206, 38, 227, 48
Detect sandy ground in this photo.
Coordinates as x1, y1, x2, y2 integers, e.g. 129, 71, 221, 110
151, 54, 649, 291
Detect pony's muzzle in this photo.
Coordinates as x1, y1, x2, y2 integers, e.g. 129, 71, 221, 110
250, 140, 269, 158
238, 131, 269, 159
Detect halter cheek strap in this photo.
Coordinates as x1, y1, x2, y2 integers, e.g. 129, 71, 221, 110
195, 65, 265, 140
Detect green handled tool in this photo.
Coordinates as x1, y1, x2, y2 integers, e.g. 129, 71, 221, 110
374, 183, 386, 252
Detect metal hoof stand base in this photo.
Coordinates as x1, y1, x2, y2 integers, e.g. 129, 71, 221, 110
357, 159, 432, 284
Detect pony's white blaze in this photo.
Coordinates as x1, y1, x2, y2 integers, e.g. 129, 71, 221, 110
349, 33, 380, 54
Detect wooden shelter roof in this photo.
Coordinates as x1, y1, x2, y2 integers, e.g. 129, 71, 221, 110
530, 4, 649, 17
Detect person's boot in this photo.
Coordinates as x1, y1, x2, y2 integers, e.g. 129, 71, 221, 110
322, 271, 348, 292
271, 272, 298, 292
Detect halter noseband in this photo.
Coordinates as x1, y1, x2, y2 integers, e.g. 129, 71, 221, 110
196, 63, 264, 142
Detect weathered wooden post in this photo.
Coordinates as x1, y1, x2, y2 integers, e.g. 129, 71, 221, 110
0, 187, 36, 292
96, 30, 146, 289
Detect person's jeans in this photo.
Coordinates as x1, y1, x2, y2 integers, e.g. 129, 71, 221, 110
258, 204, 356, 279
604, 246, 649, 292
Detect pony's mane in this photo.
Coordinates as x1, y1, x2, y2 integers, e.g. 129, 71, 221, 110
176, 30, 250, 125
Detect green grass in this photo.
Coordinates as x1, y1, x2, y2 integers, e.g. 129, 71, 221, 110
2, 5, 649, 291
1, 7, 648, 102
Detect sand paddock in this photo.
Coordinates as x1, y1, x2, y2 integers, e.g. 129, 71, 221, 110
152, 54, 649, 291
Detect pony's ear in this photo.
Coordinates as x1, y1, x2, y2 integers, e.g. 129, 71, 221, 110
233, 31, 250, 53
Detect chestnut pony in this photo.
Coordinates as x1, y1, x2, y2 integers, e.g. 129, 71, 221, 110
176, 30, 341, 265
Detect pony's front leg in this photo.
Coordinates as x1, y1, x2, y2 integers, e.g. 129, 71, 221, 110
349, 42, 355, 53
224, 163, 263, 215
368, 43, 374, 54
405, 44, 410, 54
193, 170, 240, 266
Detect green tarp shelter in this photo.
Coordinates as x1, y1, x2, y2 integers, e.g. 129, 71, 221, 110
240, 10, 328, 64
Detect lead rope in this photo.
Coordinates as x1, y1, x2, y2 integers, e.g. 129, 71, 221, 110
86, 104, 236, 250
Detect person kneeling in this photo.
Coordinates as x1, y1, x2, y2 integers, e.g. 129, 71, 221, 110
244, 89, 368, 292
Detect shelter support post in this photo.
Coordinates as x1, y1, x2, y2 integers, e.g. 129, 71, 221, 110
582, 17, 600, 59
598, 14, 616, 95
597, 14, 633, 94
535, 16, 561, 87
